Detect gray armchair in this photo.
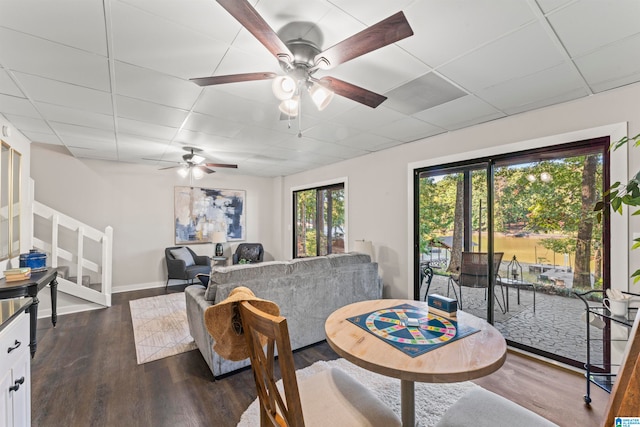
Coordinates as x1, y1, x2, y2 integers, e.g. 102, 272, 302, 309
165, 246, 211, 288
232, 243, 264, 264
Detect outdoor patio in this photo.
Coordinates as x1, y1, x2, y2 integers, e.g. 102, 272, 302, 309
421, 275, 606, 365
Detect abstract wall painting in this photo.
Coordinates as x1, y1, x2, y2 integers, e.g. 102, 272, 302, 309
174, 186, 245, 244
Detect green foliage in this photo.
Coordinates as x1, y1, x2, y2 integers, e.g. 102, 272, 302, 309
539, 237, 576, 254
594, 133, 640, 283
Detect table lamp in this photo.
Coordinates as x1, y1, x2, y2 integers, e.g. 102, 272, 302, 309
353, 240, 374, 260
212, 232, 227, 257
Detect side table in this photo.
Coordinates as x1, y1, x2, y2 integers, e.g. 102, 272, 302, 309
0, 268, 58, 357
212, 256, 228, 267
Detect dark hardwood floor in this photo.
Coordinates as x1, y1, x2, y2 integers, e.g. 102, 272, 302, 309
31, 286, 608, 426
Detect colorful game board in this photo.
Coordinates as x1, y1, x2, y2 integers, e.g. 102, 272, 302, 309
347, 303, 479, 357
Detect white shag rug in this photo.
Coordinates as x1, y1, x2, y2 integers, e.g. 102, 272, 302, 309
129, 292, 197, 364
237, 358, 479, 427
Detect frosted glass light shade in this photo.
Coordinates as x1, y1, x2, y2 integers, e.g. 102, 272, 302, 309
192, 167, 204, 180
177, 167, 189, 178
272, 76, 296, 100
310, 83, 334, 111
279, 97, 299, 117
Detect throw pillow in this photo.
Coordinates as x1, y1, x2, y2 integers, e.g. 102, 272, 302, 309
170, 247, 195, 267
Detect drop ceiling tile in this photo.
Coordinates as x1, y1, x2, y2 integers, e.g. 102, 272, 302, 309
21, 130, 62, 145
119, 0, 241, 44
0, 94, 40, 118
320, 142, 370, 159
116, 133, 173, 158
0, 0, 107, 55
174, 129, 232, 148
413, 95, 505, 131
36, 103, 114, 130
183, 112, 244, 139
3, 114, 51, 133
477, 62, 588, 111
535, 0, 574, 14
13, 72, 113, 115
117, 117, 178, 140
114, 61, 202, 110
502, 88, 587, 116
337, 133, 394, 151
0, 70, 24, 97
547, 0, 640, 57
327, 0, 415, 26
320, 44, 431, 95
193, 88, 276, 127
438, 22, 566, 92
302, 122, 366, 143
373, 117, 445, 142
115, 95, 189, 128
111, 1, 227, 79
233, 125, 289, 146
399, 0, 536, 68
0, 28, 110, 91
574, 33, 640, 93
67, 145, 118, 160
50, 122, 116, 144
331, 105, 405, 131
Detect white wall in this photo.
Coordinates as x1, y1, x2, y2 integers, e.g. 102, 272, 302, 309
30, 144, 277, 292
0, 115, 31, 273
283, 82, 640, 298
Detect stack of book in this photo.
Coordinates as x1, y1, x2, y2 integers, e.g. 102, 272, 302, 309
4, 267, 31, 282
427, 293, 458, 318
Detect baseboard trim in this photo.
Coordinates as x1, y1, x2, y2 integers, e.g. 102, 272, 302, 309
112, 281, 167, 293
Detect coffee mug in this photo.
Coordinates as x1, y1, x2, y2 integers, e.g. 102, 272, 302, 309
603, 298, 628, 317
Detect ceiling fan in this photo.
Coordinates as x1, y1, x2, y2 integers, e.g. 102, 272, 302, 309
190, 0, 414, 113
154, 147, 238, 176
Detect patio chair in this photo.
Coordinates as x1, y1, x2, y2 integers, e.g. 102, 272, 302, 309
448, 252, 506, 313
238, 300, 401, 427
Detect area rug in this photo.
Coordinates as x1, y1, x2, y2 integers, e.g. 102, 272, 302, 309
237, 358, 479, 427
129, 292, 197, 364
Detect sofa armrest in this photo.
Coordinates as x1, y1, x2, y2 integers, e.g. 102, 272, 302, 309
185, 285, 216, 374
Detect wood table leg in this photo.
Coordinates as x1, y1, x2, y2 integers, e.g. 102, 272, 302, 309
50, 277, 58, 327
401, 379, 415, 427
29, 296, 39, 358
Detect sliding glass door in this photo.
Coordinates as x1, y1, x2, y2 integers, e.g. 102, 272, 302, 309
414, 138, 609, 367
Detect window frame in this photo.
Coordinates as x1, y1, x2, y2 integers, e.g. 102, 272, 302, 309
292, 179, 347, 258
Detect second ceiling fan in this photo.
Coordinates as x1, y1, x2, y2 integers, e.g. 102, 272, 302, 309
191, 0, 414, 114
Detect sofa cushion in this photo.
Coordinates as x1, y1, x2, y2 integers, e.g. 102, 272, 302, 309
205, 261, 290, 302
327, 253, 371, 268
170, 247, 195, 267
288, 256, 332, 275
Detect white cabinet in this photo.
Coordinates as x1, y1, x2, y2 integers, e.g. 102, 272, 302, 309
0, 307, 30, 427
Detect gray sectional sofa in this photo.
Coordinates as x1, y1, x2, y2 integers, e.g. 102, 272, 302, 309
185, 253, 382, 378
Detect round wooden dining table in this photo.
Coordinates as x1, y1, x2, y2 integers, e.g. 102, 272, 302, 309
325, 299, 507, 427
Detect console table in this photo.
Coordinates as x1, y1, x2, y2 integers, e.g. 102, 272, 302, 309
0, 268, 58, 357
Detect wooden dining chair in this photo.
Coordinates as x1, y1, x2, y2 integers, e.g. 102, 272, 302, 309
238, 301, 401, 427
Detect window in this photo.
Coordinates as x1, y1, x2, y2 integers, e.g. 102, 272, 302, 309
293, 183, 345, 258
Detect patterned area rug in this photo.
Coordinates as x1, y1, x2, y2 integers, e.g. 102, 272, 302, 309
129, 292, 197, 364
237, 358, 479, 427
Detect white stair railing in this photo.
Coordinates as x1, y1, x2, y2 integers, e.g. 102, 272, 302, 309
31, 201, 113, 307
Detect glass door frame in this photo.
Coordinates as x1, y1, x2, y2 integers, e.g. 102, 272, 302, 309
413, 137, 611, 366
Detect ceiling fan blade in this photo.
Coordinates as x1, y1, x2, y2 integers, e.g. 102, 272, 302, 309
190, 72, 277, 87
205, 163, 238, 169
314, 11, 413, 70
318, 77, 387, 108
216, 0, 293, 64
159, 165, 180, 170
196, 165, 216, 174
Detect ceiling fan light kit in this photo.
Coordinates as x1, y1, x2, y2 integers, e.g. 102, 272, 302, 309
191, 0, 414, 124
